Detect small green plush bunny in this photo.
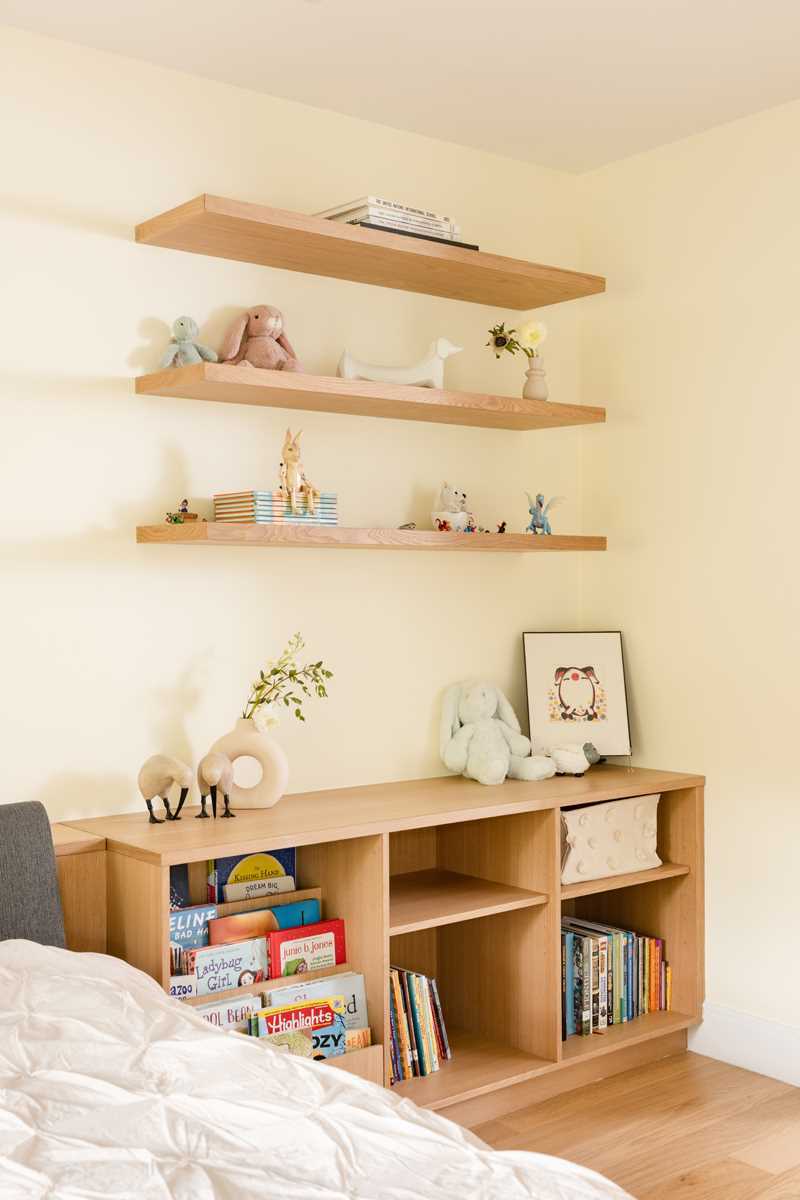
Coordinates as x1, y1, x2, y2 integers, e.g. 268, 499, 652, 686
160, 316, 218, 368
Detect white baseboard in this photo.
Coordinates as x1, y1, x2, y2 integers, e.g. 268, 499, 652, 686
689, 1002, 800, 1087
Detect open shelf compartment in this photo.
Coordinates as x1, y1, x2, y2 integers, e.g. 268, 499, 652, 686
560, 785, 704, 1058
388, 809, 561, 1107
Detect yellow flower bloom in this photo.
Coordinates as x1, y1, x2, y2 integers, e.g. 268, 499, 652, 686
518, 320, 548, 355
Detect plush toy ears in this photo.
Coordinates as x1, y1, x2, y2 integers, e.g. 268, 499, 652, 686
494, 688, 521, 733
439, 683, 463, 757
220, 312, 249, 361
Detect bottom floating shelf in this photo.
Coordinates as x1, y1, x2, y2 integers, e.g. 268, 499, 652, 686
136, 524, 607, 552
562, 1010, 696, 1063
391, 1029, 554, 1110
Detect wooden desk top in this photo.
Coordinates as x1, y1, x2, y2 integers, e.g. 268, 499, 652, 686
64, 765, 704, 867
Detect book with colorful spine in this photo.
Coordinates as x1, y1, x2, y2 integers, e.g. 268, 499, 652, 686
213, 491, 338, 526
561, 917, 670, 1039
388, 966, 451, 1082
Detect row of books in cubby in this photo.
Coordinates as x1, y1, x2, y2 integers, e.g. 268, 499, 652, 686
388, 966, 451, 1083
168, 848, 369, 1062
562, 916, 671, 1039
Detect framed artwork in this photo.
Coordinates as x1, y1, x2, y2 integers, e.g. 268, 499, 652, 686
522, 631, 631, 756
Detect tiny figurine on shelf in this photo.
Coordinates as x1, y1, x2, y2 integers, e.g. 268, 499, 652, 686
338, 337, 462, 390
497, 521, 507, 534
398, 522, 417, 530
279, 429, 320, 516
197, 752, 235, 820
440, 681, 556, 786
431, 481, 474, 532
137, 755, 192, 824
220, 305, 303, 372
486, 318, 548, 401
159, 316, 218, 368
525, 492, 563, 535
549, 742, 601, 777
165, 498, 198, 524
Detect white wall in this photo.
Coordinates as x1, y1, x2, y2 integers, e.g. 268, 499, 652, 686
579, 100, 800, 1028
0, 26, 594, 820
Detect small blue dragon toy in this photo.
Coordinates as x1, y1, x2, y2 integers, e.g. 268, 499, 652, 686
525, 491, 563, 535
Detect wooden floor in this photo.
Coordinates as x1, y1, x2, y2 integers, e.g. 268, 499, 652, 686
476, 1052, 800, 1199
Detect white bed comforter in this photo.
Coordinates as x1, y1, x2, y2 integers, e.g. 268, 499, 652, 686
0, 943, 629, 1200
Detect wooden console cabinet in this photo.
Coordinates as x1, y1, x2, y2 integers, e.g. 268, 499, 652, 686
64, 764, 704, 1125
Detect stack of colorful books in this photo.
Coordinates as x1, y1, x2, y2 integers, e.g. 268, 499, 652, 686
561, 916, 671, 1039
315, 196, 477, 251
389, 966, 451, 1081
214, 491, 338, 526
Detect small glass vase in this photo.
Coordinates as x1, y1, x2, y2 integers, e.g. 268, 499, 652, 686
522, 355, 549, 401
210, 717, 289, 809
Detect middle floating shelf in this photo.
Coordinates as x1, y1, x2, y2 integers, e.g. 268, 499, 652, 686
136, 524, 607, 552
135, 364, 606, 431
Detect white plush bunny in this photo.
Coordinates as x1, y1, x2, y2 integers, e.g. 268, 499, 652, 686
440, 681, 556, 786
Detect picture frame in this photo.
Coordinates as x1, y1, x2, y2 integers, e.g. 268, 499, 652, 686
522, 631, 631, 757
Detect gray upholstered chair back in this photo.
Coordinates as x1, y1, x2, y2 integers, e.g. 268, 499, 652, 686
0, 802, 65, 947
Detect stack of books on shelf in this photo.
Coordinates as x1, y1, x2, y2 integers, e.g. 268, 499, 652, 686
315, 196, 478, 251
214, 490, 338, 526
388, 966, 451, 1082
561, 916, 671, 1039
166, 850, 370, 1060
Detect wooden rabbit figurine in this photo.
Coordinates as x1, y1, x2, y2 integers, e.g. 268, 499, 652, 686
279, 429, 320, 515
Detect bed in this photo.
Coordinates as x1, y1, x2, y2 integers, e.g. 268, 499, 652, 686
0, 941, 630, 1200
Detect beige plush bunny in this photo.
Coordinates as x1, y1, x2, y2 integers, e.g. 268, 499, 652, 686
220, 305, 303, 371
279, 429, 320, 515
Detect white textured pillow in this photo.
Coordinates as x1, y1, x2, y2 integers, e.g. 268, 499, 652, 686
561, 793, 661, 884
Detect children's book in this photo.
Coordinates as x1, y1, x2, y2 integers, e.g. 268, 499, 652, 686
346, 1026, 372, 1051
252, 996, 347, 1059
188, 937, 269, 996
265, 970, 367, 1031
169, 974, 196, 1000
169, 864, 191, 911
169, 902, 217, 973
222, 875, 296, 903
267, 918, 346, 978
208, 898, 320, 946
563, 931, 576, 1037
207, 849, 296, 903
429, 978, 452, 1060
193, 993, 264, 1033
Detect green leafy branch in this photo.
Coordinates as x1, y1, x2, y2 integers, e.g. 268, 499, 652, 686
243, 632, 333, 724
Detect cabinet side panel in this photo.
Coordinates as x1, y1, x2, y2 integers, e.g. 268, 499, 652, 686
58, 850, 107, 953
106, 851, 169, 985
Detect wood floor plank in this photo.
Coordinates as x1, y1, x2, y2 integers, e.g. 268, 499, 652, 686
644, 1159, 771, 1200
478, 1052, 798, 1200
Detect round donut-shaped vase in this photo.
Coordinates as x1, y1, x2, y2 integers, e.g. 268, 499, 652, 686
210, 718, 289, 809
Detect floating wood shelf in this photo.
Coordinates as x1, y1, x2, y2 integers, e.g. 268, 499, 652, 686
561, 862, 691, 901
135, 195, 606, 310
136, 363, 606, 431
136, 524, 607, 552
389, 868, 547, 936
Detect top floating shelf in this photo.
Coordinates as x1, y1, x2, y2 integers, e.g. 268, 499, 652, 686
135, 195, 606, 310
